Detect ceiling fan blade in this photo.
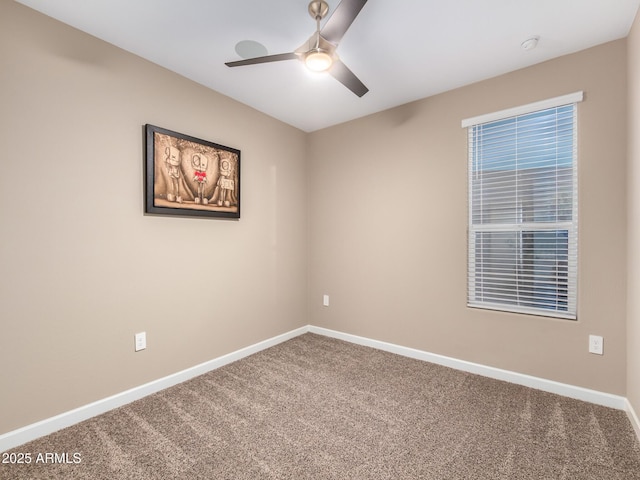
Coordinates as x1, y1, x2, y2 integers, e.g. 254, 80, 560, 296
329, 59, 368, 97
226, 52, 298, 67
320, 0, 368, 45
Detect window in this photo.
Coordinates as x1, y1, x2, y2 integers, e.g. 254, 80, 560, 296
463, 92, 582, 319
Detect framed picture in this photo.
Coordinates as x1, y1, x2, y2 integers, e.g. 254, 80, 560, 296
145, 124, 240, 219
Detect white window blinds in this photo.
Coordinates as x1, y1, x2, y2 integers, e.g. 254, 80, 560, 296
464, 92, 582, 319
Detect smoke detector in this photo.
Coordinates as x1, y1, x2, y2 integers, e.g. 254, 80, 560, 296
521, 36, 539, 51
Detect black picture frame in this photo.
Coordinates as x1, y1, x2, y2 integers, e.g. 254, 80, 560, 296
144, 124, 240, 219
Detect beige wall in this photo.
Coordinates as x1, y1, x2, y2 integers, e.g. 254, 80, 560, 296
0, 2, 308, 434
308, 40, 629, 395
628, 10, 640, 420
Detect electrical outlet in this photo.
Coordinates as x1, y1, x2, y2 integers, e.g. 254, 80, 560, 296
135, 332, 146, 352
323, 294, 330, 307
589, 335, 603, 355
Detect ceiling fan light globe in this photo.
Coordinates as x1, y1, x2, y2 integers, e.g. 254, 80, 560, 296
305, 49, 333, 72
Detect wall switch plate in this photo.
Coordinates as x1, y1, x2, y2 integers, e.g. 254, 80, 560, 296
135, 332, 146, 352
589, 334, 603, 355
323, 294, 330, 307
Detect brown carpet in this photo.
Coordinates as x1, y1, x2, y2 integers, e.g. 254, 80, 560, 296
2, 333, 640, 479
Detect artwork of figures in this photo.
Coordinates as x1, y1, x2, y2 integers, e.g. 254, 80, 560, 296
145, 125, 240, 218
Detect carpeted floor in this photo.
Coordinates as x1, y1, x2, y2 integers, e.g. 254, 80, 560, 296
2, 333, 640, 479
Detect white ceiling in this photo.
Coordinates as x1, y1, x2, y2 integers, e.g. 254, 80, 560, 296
15, 0, 640, 132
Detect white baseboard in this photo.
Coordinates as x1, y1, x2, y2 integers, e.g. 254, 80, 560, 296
309, 326, 628, 411
2, 324, 635, 452
0, 326, 309, 453
626, 398, 640, 441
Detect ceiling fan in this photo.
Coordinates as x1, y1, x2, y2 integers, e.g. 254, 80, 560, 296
225, 0, 369, 97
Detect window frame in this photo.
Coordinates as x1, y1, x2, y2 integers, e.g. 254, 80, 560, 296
462, 92, 583, 320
